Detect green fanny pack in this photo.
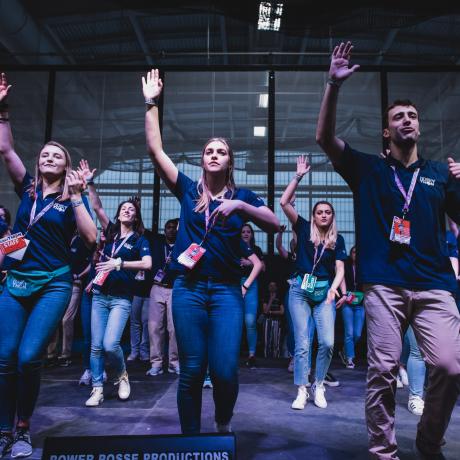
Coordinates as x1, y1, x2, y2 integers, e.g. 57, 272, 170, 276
347, 290, 364, 305
7, 265, 71, 297
297, 275, 330, 304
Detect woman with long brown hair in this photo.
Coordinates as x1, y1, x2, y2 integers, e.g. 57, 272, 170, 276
143, 69, 278, 434
280, 155, 346, 411
0, 73, 96, 458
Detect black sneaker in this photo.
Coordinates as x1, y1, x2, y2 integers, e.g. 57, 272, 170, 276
0, 431, 13, 457
58, 356, 72, 367
11, 428, 32, 458
324, 372, 340, 387
338, 350, 348, 367
245, 356, 257, 369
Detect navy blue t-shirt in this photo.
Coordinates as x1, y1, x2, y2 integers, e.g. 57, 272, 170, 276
446, 231, 459, 259
148, 231, 176, 287
335, 144, 460, 292
169, 172, 264, 282
70, 235, 93, 279
8, 173, 91, 280
241, 244, 264, 278
96, 232, 151, 300
344, 258, 362, 292
293, 215, 347, 282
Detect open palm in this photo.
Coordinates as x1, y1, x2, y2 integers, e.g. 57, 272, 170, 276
142, 69, 163, 100
329, 42, 360, 82
0, 73, 12, 102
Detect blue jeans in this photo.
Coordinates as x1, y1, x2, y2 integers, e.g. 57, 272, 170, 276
341, 304, 365, 359
80, 290, 92, 370
289, 280, 335, 386
404, 326, 426, 397
172, 276, 244, 434
284, 290, 295, 357
129, 296, 150, 359
90, 293, 131, 386
241, 277, 258, 355
0, 280, 72, 430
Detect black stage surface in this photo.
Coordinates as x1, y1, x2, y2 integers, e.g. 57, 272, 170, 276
30, 358, 460, 459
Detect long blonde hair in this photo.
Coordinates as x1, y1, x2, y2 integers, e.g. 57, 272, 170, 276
194, 138, 236, 213
310, 201, 338, 249
28, 141, 72, 201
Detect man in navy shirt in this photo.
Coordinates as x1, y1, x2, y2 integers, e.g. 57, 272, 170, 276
316, 41, 460, 459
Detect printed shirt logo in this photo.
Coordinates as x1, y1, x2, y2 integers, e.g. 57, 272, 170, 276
53, 203, 67, 212
419, 176, 435, 186
124, 243, 133, 250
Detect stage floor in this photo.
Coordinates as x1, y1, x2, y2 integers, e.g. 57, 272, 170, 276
30, 358, 459, 460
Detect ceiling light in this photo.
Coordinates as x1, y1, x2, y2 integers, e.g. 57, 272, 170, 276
258, 93, 269, 108
254, 126, 267, 137
257, 2, 284, 31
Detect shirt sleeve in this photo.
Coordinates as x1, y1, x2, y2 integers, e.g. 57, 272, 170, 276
335, 234, 348, 261
240, 240, 254, 258
254, 245, 264, 260
14, 172, 33, 199
172, 171, 196, 201
334, 143, 379, 192
293, 214, 308, 234
138, 236, 151, 258
241, 189, 265, 208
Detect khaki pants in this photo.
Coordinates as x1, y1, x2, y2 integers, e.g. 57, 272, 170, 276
364, 284, 460, 459
47, 280, 83, 358
148, 284, 178, 368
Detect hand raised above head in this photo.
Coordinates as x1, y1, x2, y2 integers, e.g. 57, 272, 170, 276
296, 155, 311, 177
0, 73, 12, 103
77, 159, 97, 183
329, 41, 360, 84
142, 69, 163, 100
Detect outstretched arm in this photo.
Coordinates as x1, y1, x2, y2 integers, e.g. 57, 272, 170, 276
241, 253, 263, 297
279, 155, 310, 226
316, 42, 360, 168
77, 159, 110, 230
0, 73, 26, 188
143, 69, 178, 192
276, 225, 289, 259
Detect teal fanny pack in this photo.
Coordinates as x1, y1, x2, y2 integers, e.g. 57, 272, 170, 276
347, 290, 364, 305
7, 265, 71, 297
297, 275, 330, 304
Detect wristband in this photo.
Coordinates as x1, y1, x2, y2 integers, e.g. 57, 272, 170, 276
86, 179, 95, 186
243, 284, 250, 290
294, 174, 303, 182
71, 199, 83, 208
145, 97, 159, 107
115, 257, 122, 271
327, 78, 343, 88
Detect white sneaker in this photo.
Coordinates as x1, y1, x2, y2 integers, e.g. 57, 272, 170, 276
396, 375, 404, 389
214, 422, 232, 433
313, 382, 327, 409
287, 358, 294, 373
127, 354, 138, 362
85, 387, 104, 407
79, 369, 92, 386
291, 386, 309, 410
146, 366, 164, 376
399, 367, 409, 386
116, 372, 130, 400
408, 395, 425, 416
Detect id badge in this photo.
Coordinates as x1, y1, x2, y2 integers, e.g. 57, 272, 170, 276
177, 243, 206, 269
389, 216, 411, 245
92, 270, 110, 287
154, 269, 166, 283
135, 270, 145, 281
301, 273, 317, 293
0, 232, 30, 261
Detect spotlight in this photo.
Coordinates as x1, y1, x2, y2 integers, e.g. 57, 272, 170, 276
257, 2, 284, 31
254, 126, 267, 137
258, 93, 269, 108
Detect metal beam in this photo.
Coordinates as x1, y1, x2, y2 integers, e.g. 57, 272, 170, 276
128, 12, 154, 66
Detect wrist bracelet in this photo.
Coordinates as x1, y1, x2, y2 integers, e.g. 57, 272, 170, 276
294, 174, 303, 182
71, 199, 83, 208
115, 257, 122, 271
86, 179, 95, 186
145, 97, 159, 107
327, 78, 343, 88
243, 284, 249, 290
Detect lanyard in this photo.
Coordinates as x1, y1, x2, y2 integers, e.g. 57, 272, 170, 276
26, 195, 61, 236
391, 166, 420, 218
199, 206, 216, 246
311, 244, 326, 276
161, 243, 174, 271
110, 232, 133, 258
352, 264, 357, 291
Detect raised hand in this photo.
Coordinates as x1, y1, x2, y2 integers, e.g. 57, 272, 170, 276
77, 159, 97, 183
447, 157, 460, 180
67, 170, 84, 197
329, 42, 360, 83
142, 69, 163, 100
296, 155, 311, 178
0, 73, 12, 103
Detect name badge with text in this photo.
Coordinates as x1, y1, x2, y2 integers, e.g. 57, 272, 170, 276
177, 243, 206, 269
